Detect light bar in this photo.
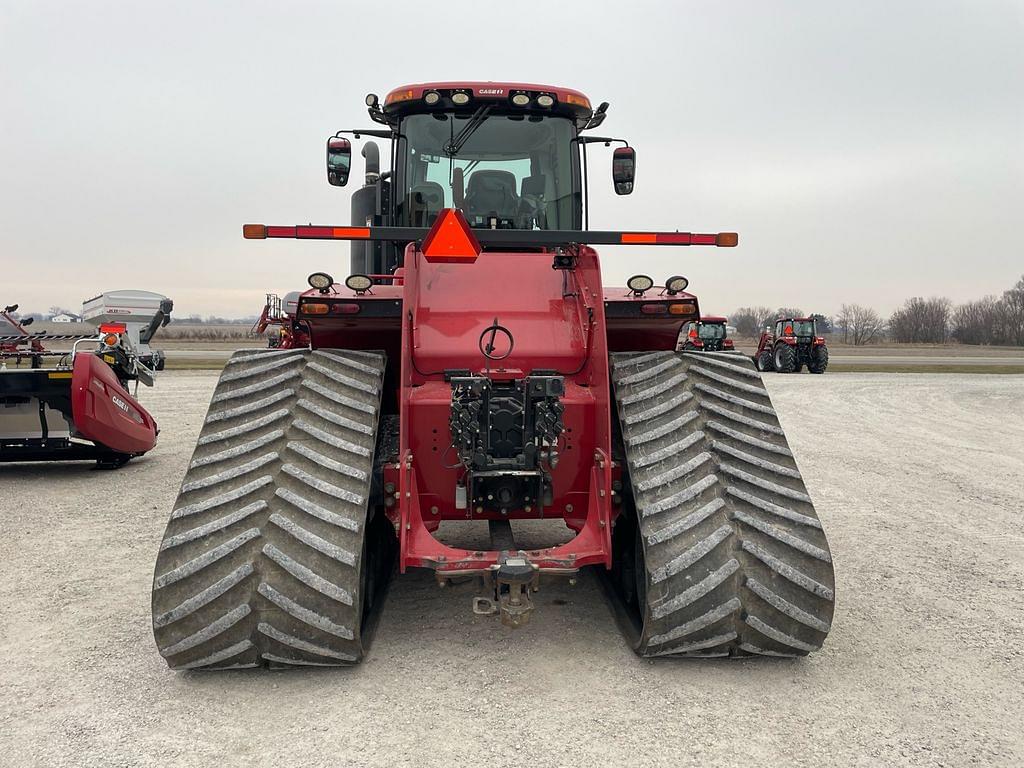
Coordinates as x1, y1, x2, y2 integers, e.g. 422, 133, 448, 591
244, 223, 738, 249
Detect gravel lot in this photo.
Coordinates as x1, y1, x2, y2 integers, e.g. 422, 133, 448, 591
1, 371, 1022, 767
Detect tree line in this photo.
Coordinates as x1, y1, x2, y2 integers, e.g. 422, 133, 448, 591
729, 274, 1024, 346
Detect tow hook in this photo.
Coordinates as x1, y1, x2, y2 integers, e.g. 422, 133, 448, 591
472, 552, 539, 627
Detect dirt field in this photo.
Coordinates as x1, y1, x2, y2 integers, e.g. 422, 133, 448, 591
1, 372, 1022, 767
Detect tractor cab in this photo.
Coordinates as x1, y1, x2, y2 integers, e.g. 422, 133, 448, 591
679, 315, 733, 352
326, 82, 634, 277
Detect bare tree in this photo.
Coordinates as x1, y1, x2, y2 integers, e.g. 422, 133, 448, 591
775, 307, 805, 320
1001, 275, 1024, 345
889, 297, 951, 343
836, 304, 884, 345
730, 305, 775, 336
952, 296, 1002, 345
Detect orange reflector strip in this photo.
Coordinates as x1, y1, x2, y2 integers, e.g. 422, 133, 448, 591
716, 232, 739, 247
332, 227, 371, 239
621, 233, 657, 244
47, 372, 73, 379
302, 303, 330, 315
669, 303, 695, 315
243, 224, 267, 239
100, 323, 126, 333
421, 208, 481, 263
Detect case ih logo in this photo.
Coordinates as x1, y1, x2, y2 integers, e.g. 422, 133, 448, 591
477, 88, 505, 95
111, 395, 130, 414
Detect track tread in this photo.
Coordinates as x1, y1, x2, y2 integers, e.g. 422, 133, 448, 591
152, 348, 386, 670
611, 350, 835, 658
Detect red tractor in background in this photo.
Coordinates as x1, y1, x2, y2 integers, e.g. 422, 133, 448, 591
754, 316, 829, 373
151, 81, 835, 670
678, 316, 734, 352
251, 292, 308, 349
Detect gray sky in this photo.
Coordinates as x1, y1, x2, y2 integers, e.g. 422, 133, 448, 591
2, 0, 1021, 319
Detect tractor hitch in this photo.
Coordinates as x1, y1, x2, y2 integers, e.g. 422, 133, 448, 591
466, 551, 541, 628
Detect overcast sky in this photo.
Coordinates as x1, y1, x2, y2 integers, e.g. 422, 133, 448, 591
2, 0, 1021, 318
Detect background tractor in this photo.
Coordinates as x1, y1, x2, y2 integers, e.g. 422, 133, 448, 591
151, 82, 834, 670
754, 316, 829, 373
251, 292, 307, 349
678, 315, 734, 352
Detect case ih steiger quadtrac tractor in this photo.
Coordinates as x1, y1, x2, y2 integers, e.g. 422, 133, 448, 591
754, 316, 829, 373
1, 290, 172, 467
151, 82, 835, 669
678, 315, 735, 352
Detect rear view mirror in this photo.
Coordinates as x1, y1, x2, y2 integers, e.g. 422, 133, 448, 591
22, 316, 34, 326
327, 137, 352, 186
612, 146, 635, 195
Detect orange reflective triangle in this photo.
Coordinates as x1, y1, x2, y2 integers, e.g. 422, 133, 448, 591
421, 208, 481, 263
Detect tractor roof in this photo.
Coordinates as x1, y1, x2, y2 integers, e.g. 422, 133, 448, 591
700, 316, 728, 324
383, 82, 593, 120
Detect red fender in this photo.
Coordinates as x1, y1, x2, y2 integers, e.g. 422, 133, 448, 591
71, 353, 158, 455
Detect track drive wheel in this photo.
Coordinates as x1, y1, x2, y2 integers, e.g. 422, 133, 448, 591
609, 351, 835, 658
151, 348, 395, 670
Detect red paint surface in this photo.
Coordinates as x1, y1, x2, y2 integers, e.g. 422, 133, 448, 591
71, 354, 157, 454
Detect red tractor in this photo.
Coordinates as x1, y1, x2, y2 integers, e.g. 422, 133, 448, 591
678, 315, 735, 352
754, 316, 829, 374
252, 292, 308, 349
152, 82, 835, 669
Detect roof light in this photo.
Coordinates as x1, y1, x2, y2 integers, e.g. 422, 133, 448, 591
627, 275, 654, 295
536, 94, 555, 108
565, 93, 592, 110
365, 93, 379, 108
243, 224, 267, 239
385, 89, 414, 105
302, 302, 330, 315
665, 275, 689, 294
424, 90, 440, 105
716, 232, 739, 247
451, 91, 471, 105
345, 274, 372, 293
511, 93, 530, 107
308, 272, 334, 292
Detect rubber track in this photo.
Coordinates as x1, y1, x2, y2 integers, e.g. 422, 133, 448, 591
611, 351, 835, 657
152, 348, 385, 669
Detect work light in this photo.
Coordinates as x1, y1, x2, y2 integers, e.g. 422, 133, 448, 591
627, 275, 654, 295
451, 91, 470, 105
665, 275, 689, 294
536, 94, 554, 108
511, 93, 530, 107
308, 272, 334, 292
345, 274, 372, 293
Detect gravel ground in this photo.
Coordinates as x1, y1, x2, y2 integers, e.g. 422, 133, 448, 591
1, 371, 1022, 767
